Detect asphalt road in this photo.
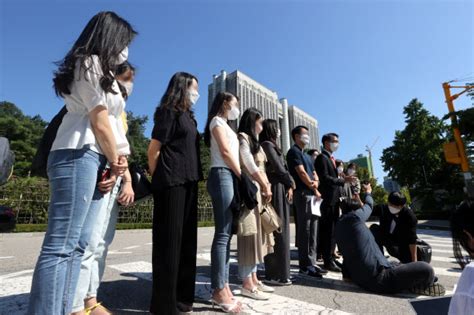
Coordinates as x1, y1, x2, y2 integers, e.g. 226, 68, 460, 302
0, 225, 461, 314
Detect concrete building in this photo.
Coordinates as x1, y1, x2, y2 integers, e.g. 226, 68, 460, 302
208, 70, 319, 154
383, 176, 401, 193
349, 154, 375, 178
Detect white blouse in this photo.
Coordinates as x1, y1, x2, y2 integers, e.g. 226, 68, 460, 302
209, 116, 240, 169
51, 55, 130, 156
449, 262, 474, 315
239, 135, 259, 175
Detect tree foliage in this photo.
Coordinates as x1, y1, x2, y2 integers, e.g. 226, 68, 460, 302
0, 102, 47, 176
381, 98, 464, 213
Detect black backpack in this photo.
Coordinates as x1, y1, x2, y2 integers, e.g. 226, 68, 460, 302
416, 239, 432, 264
31, 106, 67, 177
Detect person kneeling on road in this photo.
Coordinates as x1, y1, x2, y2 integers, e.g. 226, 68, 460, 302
370, 191, 420, 263
335, 183, 445, 297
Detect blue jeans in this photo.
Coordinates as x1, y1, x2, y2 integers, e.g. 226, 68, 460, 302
28, 147, 106, 315
239, 265, 257, 280
72, 177, 121, 312
207, 167, 235, 289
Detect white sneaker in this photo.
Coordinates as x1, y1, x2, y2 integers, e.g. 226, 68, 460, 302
241, 287, 270, 300
257, 281, 275, 293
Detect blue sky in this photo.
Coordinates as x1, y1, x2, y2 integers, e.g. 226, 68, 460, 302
1, 0, 473, 181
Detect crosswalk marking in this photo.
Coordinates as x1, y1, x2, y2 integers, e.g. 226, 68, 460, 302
0, 230, 462, 314
109, 261, 351, 314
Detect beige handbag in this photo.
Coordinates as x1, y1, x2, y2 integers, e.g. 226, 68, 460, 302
260, 202, 282, 234
238, 206, 258, 236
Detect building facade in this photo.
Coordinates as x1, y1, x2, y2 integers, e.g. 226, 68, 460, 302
208, 70, 319, 154
349, 154, 375, 178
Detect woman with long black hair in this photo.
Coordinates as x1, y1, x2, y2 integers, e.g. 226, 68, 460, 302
260, 119, 295, 285
204, 92, 242, 313
72, 62, 136, 315
237, 108, 275, 300
28, 11, 137, 315
147, 72, 203, 314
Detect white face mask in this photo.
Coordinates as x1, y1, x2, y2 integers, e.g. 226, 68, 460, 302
227, 106, 240, 120
301, 134, 310, 145
119, 80, 133, 96
330, 142, 339, 152
388, 205, 401, 215
337, 166, 344, 174
347, 168, 355, 176
188, 89, 200, 105
115, 46, 129, 65
276, 129, 281, 138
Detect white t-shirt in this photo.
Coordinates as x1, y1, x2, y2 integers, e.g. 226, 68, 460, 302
210, 116, 239, 169
449, 262, 474, 314
51, 55, 130, 156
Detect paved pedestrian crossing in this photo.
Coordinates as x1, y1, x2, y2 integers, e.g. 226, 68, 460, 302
0, 229, 465, 314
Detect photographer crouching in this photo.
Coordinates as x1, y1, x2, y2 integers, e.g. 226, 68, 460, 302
335, 183, 445, 297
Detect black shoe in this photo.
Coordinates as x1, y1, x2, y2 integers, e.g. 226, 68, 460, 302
313, 265, 328, 275
334, 259, 343, 269
299, 268, 323, 278
324, 260, 342, 273
177, 302, 193, 314
410, 283, 446, 297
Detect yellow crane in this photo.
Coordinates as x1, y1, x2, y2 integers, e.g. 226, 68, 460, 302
442, 82, 474, 198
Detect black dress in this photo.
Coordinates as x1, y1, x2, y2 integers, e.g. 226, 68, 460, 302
150, 107, 203, 315
261, 141, 295, 281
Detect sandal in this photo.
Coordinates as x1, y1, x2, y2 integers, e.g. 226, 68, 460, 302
211, 298, 241, 313
85, 302, 112, 315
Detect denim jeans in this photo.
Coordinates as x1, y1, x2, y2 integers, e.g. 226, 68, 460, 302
28, 147, 106, 315
207, 167, 235, 289
239, 264, 257, 279
72, 177, 121, 312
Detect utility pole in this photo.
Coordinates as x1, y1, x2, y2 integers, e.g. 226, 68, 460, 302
442, 82, 474, 198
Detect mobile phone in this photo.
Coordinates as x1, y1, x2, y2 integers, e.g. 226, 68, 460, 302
101, 168, 111, 182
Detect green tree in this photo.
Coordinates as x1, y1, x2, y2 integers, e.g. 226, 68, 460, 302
126, 111, 150, 169
0, 101, 47, 176
355, 166, 387, 205
381, 98, 464, 213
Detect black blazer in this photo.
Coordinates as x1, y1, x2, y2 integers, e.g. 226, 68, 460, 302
379, 205, 418, 246
314, 150, 344, 206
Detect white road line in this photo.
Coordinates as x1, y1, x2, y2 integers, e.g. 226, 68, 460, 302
433, 267, 462, 278
108, 251, 133, 255
427, 243, 453, 248
122, 245, 141, 250
0, 269, 34, 280
0, 256, 14, 260
145, 242, 153, 245
423, 239, 453, 244
431, 256, 456, 263
109, 261, 351, 314
432, 248, 456, 255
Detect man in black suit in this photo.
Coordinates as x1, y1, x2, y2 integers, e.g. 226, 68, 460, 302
315, 133, 356, 272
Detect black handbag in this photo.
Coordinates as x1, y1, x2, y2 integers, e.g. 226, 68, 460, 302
128, 163, 152, 203
416, 239, 432, 263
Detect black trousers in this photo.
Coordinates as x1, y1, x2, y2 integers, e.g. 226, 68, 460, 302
150, 182, 198, 315
370, 224, 412, 263
372, 262, 435, 294
293, 190, 318, 270
320, 202, 339, 263
264, 183, 291, 281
